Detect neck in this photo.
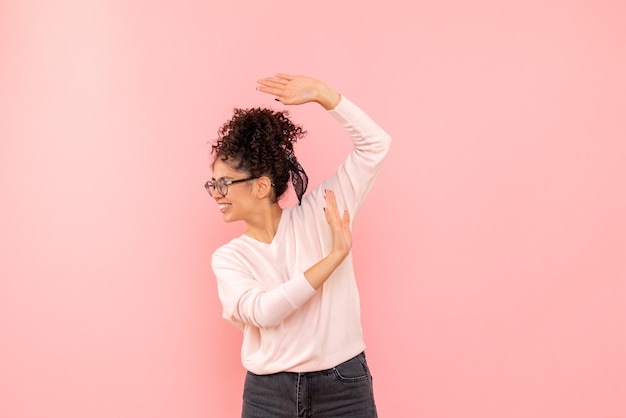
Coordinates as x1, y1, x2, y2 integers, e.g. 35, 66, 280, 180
245, 203, 282, 243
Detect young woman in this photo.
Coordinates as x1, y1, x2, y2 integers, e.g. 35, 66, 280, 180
207, 74, 391, 417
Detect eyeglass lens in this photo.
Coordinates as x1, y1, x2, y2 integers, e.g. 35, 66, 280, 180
205, 179, 229, 196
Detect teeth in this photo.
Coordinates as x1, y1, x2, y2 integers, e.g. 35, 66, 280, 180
219, 204, 230, 210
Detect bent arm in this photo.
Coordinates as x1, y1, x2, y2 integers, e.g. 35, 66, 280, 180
213, 254, 316, 330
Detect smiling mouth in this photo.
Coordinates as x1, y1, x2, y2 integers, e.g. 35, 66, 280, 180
219, 203, 231, 212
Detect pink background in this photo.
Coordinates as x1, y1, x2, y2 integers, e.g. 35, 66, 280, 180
1, 1, 625, 417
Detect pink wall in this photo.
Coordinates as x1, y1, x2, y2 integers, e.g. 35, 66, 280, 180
1, 1, 625, 417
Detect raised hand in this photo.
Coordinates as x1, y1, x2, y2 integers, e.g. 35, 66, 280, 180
256, 74, 341, 110
303, 189, 352, 290
323, 189, 352, 259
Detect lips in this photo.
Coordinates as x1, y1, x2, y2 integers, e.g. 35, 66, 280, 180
219, 203, 231, 212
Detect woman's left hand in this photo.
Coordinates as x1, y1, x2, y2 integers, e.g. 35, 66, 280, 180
256, 74, 341, 110
323, 189, 352, 260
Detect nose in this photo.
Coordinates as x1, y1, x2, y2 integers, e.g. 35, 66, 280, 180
212, 190, 225, 202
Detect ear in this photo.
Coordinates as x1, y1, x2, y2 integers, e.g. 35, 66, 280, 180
256, 176, 274, 200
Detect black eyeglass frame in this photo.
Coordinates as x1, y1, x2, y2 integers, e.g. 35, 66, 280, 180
204, 176, 259, 197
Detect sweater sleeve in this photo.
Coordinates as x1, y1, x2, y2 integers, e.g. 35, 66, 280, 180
212, 248, 316, 330
324, 96, 392, 219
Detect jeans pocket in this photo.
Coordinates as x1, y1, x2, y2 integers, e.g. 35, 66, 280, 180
332, 353, 371, 383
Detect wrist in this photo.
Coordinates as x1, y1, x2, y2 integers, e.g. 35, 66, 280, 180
316, 83, 341, 110
327, 249, 349, 266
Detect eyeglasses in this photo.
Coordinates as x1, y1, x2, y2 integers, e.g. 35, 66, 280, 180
204, 176, 258, 197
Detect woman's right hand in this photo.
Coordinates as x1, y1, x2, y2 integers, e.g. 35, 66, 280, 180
256, 74, 341, 110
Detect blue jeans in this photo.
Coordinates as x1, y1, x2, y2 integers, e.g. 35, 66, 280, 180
242, 352, 378, 417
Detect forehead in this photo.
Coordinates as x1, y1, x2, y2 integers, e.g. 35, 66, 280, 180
212, 158, 243, 179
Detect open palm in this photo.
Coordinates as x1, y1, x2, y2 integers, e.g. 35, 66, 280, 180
256, 73, 340, 109
323, 189, 352, 258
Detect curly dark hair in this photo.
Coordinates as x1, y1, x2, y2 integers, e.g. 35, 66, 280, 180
211, 107, 309, 204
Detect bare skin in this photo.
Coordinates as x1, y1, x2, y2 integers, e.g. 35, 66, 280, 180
256, 73, 342, 110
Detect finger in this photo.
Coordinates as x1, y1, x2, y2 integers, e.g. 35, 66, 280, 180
324, 190, 342, 222
342, 209, 350, 226
323, 205, 339, 225
324, 189, 338, 211
255, 85, 286, 98
323, 206, 332, 224
274, 73, 295, 81
257, 77, 289, 87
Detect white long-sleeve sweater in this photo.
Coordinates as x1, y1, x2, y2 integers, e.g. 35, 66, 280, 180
212, 96, 391, 375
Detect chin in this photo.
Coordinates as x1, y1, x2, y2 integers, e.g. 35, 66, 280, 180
221, 213, 239, 223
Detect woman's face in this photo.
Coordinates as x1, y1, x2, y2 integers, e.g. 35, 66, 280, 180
210, 158, 258, 223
